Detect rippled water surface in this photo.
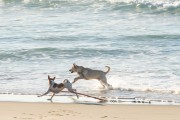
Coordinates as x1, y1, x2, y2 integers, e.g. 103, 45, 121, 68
0, 0, 180, 102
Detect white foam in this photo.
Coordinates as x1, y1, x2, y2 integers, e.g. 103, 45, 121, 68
0, 94, 99, 103
107, 74, 180, 95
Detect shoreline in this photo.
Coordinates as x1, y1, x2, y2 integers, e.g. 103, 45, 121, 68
1, 101, 180, 120
0, 94, 179, 105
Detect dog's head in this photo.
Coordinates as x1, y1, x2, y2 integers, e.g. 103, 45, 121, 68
69, 63, 77, 73
48, 75, 56, 85
69, 63, 83, 73
63, 79, 70, 83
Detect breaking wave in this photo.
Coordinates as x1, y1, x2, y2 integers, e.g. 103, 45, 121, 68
1, 0, 180, 14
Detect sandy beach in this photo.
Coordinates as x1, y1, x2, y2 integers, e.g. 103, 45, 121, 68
1, 1, 180, 120
0, 102, 180, 120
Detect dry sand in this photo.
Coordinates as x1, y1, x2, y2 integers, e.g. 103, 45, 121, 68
0, 102, 180, 120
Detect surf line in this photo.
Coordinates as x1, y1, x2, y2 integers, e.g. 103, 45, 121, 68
61, 91, 106, 101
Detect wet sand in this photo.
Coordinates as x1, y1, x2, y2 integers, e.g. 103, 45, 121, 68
1, 102, 180, 120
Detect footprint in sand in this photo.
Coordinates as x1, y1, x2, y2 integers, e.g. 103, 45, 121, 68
113, 117, 118, 119
101, 116, 108, 118
22, 118, 32, 119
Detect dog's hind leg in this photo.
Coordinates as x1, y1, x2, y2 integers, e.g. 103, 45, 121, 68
99, 80, 106, 89
72, 89, 79, 99
38, 89, 50, 97
99, 77, 112, 89
68, 88, 79, 99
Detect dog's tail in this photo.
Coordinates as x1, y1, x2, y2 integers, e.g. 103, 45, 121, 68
105, 66, 110, 74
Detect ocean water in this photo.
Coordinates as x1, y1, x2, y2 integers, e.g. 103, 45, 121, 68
0, 0, 180, 102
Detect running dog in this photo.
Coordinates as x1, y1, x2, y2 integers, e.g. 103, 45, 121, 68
38, 75, 78, 101
69, 64, 112, 89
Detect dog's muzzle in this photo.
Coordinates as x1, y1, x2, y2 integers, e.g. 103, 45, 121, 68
69, 69, 74, 73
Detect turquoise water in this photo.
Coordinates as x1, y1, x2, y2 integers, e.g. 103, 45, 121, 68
0, 0, 180, 102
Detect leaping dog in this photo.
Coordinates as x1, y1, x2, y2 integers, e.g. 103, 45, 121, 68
38, 75, 78, 101
69, 63, 112, 89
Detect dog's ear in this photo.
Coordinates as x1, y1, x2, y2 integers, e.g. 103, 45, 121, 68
48, 75, 51, 85
53, 77, 56, 80
73, 63, 77, 67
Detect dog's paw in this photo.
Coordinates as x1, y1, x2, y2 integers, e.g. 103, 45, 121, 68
37, 95, 41, 97
107, 86, 113, 90
47, 98, 52, 101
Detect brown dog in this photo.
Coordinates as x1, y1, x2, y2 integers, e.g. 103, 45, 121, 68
69, 64, 112, 89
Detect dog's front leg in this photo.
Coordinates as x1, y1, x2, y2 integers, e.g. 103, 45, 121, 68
72, 76, 82, 83
38, 89, 50, 97
47, 93, 55, 101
